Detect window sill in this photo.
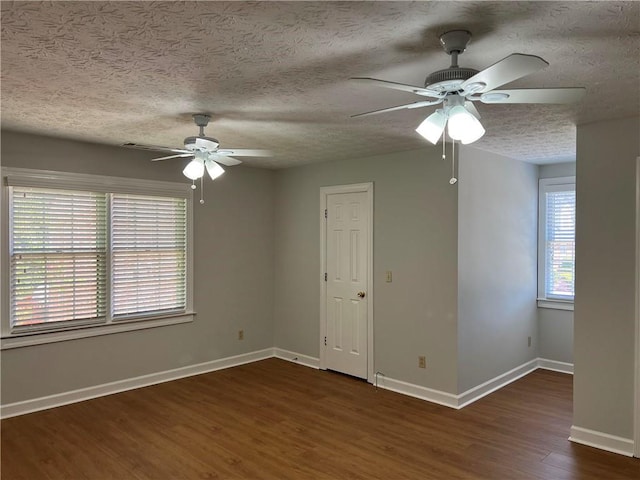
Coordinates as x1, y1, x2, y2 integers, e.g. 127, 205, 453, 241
537, 299, 574, 311
0, 312, 195, 350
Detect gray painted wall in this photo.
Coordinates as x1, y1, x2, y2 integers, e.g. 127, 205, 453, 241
538, 308, 574, 364
1, 131, 275, 404
539, 162, 576, 179
574, 116, 639, 440
7, 123, 624, 422
457, 147, 538, 393
273, 148, 459, 393
537, 161, 576, 364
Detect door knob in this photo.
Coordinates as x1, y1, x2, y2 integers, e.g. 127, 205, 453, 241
357, 291, 366, 298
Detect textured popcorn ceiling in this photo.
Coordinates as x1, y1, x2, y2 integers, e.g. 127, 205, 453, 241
1, 1, 638, 168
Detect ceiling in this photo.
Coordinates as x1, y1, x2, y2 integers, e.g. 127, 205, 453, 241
1, 1, 638, 168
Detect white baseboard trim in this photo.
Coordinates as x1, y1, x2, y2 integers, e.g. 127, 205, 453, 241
0, 351, 577, 420
537, 358, 574, 374
356, 357, 573, 411
4, 347, 633, 459
374, 375, 459, 409
457, 359, 539, 408
569, 426, 635, 457
0, 348, 274, 419
273, 348, 320, 369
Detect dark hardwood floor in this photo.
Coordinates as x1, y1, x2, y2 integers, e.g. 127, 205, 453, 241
1, 358, 638, 479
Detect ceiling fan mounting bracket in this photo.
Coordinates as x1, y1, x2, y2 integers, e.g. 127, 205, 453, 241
439, 30, 472, 56
192, 114, 211, 128
192, 113, 212, 137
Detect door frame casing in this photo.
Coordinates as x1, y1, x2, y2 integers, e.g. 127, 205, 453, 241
319, 183, 374, 382
635, 156, 640, 458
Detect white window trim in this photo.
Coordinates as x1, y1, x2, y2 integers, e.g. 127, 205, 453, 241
536, 298, 574, 311
1, 168, 195, 349
537, 176, 576, 310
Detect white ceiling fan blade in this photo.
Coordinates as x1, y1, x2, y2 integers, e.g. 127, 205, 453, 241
464, 101, 481, 119
478, 87, 586, 104
151, 153, 194, 162
122, 142, 191, 154
462, 54, 549, 93
195, 137, 219, 149
215, 149, 272, 157
209, 153, 242, 166
351, 99, 443, 118
351, 77, 442, 98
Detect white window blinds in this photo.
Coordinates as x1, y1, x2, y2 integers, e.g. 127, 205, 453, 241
111, 194, 187, 318
10, 187, 107, 328
8, 185, 189, 332
544, 187, 576, 299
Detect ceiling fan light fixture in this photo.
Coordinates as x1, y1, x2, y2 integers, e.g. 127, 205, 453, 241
205, 159, 225, 180
459, 122, 485, 144
416, 109, 447, 144
447, 105, 485, 144
183, 158, 205, 180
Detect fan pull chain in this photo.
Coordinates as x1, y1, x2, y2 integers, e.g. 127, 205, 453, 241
449, 137, 458, 185
437, 132, 457, 185
200, 176, 205, 204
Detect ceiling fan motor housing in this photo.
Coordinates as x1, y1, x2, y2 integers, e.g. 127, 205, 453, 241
425, 67, 479, 93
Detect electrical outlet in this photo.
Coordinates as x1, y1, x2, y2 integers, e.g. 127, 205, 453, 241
528, 336, 532, 347
238, 329, 244, 340
418, 356, 426, 369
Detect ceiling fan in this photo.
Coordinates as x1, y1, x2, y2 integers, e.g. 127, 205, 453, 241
351, 30, 586, 145
122, 113, 272, 183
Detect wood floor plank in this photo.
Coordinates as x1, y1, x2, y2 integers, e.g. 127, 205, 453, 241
1, 359, 638, 479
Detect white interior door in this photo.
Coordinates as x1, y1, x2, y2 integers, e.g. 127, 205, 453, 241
324, 191, 369, 379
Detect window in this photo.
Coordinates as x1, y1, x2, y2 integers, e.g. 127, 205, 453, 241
538, 176, 575, 309
10, 188, 108, 328
2, 168, 193, 347
111, 194, 187, 319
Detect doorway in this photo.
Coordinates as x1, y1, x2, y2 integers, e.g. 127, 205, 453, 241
319, 183, 373, 381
